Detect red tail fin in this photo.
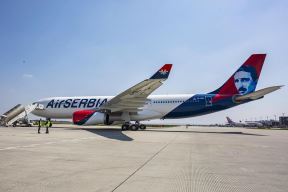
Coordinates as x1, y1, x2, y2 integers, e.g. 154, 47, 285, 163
210, 54, 266, 96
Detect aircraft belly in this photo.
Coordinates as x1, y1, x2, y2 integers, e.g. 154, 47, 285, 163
134, 103, 180, 121
130, 110, 162, 121
32, 108, 74, 119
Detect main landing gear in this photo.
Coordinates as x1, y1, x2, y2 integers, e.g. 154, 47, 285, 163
121, 121, 146, 131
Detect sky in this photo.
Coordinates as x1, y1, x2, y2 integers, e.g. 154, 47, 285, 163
0, 0, 287, 124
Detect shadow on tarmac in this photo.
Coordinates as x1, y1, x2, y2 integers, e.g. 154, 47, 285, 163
145, 129, 267, 136
65, 128, 133, 141
64, 127, 266, 140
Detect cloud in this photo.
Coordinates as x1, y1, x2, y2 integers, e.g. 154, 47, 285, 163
22, 74, 33, 78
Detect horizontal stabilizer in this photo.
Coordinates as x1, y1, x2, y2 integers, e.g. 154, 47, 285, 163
234, 85, 283, 102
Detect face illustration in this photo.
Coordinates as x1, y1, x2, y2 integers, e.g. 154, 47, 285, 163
234, 70, 255, 95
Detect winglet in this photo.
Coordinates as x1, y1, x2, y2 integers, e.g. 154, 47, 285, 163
150, 64, 173, 79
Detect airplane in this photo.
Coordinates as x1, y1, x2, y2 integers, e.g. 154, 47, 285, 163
226, 117, 263, 127
32, 54, 282, 131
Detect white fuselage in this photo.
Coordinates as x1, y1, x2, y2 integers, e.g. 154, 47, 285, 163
32, 94, 194, 121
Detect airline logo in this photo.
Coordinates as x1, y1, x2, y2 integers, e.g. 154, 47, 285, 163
46, 98, 108, 109
159, 69, 168, 75
150, 64, 173, 79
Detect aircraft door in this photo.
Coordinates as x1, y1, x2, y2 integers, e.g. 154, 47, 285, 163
205, 96, 212, 107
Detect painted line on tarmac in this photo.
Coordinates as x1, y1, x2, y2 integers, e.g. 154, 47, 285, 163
0, 136, 98, 151
111, 134, 178, 192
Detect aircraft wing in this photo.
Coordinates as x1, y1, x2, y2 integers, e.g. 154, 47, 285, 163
100, 64, 172, 113
235, 85, 283, 102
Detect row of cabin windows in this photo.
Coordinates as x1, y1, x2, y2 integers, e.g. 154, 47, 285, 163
152, 100, 185, 104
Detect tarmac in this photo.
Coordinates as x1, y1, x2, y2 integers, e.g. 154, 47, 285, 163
0, 125, 287, 192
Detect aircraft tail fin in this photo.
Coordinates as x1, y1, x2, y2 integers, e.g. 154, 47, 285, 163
226, 117, 234, 124
210, 54, 266, 95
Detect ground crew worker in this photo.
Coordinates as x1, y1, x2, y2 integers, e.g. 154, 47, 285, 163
46, 119, 50, 134
38, 119, 41, 134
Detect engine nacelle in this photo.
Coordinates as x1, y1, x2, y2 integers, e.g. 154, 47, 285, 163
73, 110, 105, 125
73, 110, 120, 126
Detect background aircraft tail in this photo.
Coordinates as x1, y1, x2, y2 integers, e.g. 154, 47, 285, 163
210, 54, 266, 95
226, 117, 234, 124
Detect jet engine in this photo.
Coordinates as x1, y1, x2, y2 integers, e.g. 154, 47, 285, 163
73, 110, 121, 126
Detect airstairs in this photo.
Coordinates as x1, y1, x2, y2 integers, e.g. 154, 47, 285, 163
0, 104, 37, 127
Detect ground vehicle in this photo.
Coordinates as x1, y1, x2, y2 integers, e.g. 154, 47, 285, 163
12, 118, 33, 127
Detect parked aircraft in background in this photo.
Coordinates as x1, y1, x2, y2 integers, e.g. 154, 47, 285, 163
226, 117, 263, 127
32, 54, 282, 131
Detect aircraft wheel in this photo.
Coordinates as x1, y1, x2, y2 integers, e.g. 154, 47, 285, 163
130, 124, 139, 131
121, 124, 129, 131
139, 124, 146, 130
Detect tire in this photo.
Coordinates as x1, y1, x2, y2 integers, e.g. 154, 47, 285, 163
121, 124, 129, 131
130, 124, 139, 131
139, 124, 146, 130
